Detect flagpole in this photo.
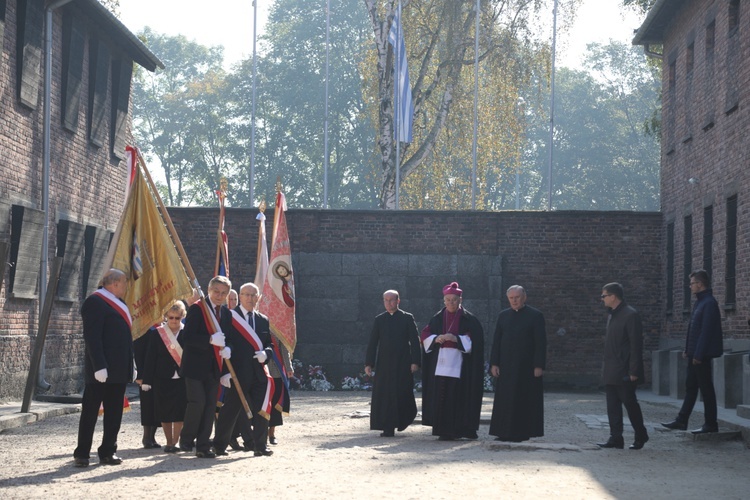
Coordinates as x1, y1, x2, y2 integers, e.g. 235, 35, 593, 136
548, 0, 557, 211
394, 1, 401, 210
323, 0, 330, 209
471, 0, 480, 210
135, 150, 253, 420
249, 0, 259, 206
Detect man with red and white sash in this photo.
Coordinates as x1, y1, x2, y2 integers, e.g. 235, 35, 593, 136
179, 276, 232, 458
73, 269, 135, 467
213, 282, 275, 457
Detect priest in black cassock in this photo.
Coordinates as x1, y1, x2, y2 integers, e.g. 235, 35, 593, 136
489, 285, 547, 442
420, 282, 485, 440
365, 290, 422, 437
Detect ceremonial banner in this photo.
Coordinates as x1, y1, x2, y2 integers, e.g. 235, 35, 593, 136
214, 180, 230, 278
254, 209, 269, 288
388, 3, 414, 143
258, 191, 297, 353
106, 152, 194, 339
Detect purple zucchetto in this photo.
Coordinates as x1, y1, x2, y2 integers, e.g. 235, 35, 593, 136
442, 282, 462, 297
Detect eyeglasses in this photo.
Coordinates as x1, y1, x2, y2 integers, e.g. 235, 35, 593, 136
240, 293, 258, 297
600, 294, 611, 298
689, 281, 699, 286
167, 316, 182, 320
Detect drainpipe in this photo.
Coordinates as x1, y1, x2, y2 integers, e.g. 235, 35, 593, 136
39, 0, 74, 391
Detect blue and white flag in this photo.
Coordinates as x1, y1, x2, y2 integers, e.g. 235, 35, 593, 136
388, 6, 414, 144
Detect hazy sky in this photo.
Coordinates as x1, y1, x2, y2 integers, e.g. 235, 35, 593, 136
118, 0, 645, 70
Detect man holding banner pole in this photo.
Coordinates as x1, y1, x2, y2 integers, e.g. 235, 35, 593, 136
213, 282, 275, 457
178, 276, 233, 458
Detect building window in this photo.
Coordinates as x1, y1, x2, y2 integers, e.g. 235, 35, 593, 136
703, 205, 713, 278
726, 195, 737, 308
61, 11, 85, 132
88, 37, 110, 148
8, 204, 45, 298
729, 0, 740, 35
683, 215, 693, 314
669, 59, 676, 90
16, 0, 44, 109
706, 20, 715, 60
666, 222, 674, 315
686, 42, 694, 75
56, 219, 86, 301
83, 225, 114, 296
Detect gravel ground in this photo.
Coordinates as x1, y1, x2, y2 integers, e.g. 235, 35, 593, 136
0, 391, 748, 499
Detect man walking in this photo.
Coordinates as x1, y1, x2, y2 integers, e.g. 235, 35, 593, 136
489, 285, 546, 442
597, 282, 649, 450
365, 290, 421, 437
73, 269, 134, 467
662, 269, 724, 434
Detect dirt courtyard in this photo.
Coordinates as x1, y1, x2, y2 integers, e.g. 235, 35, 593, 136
0, 391, 748, 499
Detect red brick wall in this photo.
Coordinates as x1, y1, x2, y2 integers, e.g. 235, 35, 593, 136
659, 0, 750, 342
0, 4, 132, 399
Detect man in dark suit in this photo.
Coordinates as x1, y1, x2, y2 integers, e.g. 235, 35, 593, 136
213, 282, 275, 457
179, 276, 232, 458
597, 282, 649, 450
73, 269, 134, 467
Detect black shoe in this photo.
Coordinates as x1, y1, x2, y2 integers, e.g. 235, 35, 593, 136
661, 420, 687, 431
99, 454, 123, 465
254, 448, 273, 457
691, 425, 719, 434
164, 445, 179, 453
597, 438, 624, 449
229, 438, 243, 451
380, 430, 395, 437
630, 436, 649, 450
269, 436, 278, 445
196, 450, 216, 458
178, 441, 194, 452
214, 448, 228, 456
437, 435, 455, 441
73, 457, 89, 468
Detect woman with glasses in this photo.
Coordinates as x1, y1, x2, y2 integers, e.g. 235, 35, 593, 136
142, 301, 189, 452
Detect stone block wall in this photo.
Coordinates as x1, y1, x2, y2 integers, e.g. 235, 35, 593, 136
169, 208, 663, 389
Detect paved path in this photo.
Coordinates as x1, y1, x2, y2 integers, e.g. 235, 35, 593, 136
0, 389, 748, 499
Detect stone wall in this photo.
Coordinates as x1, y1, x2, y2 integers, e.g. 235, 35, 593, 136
169, 208, 663, 389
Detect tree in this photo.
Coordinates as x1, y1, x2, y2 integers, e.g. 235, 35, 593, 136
131, 28, 227, 206
520, 41, 660, 211
229, 0, 380, 209
364, 0, 561, 209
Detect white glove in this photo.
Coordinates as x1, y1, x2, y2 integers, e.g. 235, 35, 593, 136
220, 346, 232, 360
220, 373, 232, 388
94, 368, 108, 383
141, 384, 152, 392
210, 331, 226, 347
254, 350, 268, 363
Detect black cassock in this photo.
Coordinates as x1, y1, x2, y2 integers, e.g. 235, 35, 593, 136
365, 309, 422, 432
489, 305, 547, 441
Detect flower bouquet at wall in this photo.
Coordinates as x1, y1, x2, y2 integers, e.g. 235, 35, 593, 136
289, 359, 334, 391
340, 370, 375, 391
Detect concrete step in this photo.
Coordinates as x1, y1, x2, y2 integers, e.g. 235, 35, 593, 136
736, 405, 750, 419
689, 429, 742, 442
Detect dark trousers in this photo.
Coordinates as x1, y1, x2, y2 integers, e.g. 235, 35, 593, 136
605, 382, 648, 441
213, 381, 268, 453
74, 382, 126, 459
677, 357, 717, 426
181, 376, 219, 452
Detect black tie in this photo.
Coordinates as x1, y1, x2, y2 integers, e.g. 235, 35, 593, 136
215, 305, 221, 318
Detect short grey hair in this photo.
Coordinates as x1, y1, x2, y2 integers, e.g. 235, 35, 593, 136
506, 285, 526, 296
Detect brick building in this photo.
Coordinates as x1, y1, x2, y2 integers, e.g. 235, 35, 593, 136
0, 0, 161, 399
634, 1, 750, 407
634, 1, 750, 343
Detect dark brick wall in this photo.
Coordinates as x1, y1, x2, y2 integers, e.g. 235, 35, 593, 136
659, 0, 750, 343
170, 208, 663, 388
